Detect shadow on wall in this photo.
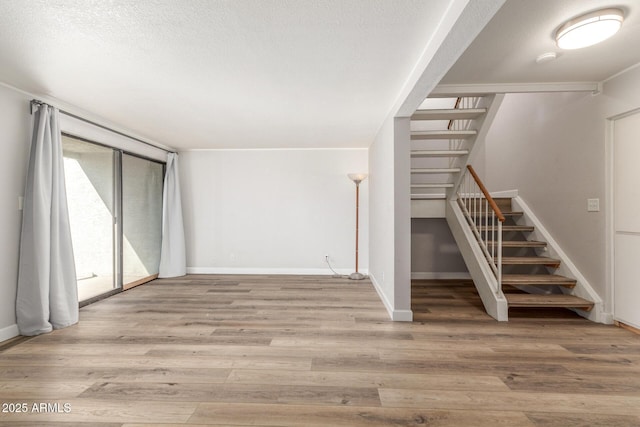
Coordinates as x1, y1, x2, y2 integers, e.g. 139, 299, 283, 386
411, 218, 468, 275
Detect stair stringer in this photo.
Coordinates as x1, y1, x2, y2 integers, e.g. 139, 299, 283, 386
510, 195, 608, 324
446, 199, 509, 321
446, 93, 505, 200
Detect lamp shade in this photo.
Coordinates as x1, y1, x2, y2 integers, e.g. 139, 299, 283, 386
348, 173, 368, 184
556, 8, 623, 50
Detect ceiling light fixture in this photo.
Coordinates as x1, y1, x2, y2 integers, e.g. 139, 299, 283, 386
556, 8, 624, 49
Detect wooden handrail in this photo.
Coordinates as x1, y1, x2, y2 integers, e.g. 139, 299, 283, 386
466, 165, 506, 222
447, 97, 462, 130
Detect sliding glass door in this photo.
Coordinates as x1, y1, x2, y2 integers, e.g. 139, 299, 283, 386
122, 154, 164, 289
62, 135, 164, 302
62, 136, 117, 301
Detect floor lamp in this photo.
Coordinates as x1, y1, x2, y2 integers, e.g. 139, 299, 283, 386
347, 173, 367, 280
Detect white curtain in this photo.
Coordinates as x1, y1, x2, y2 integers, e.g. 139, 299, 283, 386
158, 152, 187, 277
16, 105, 78, 336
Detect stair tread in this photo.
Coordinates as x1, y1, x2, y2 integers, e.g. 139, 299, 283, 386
478, 225, 534, 232
411, 168, 461, 174
473, 211, 523, 217
411, 150, 469, 157
411, 108, 486, 121
501, 256, 561, 266
505, 293, 593, 310
411, 183, 454, 188
502, 274, 576, 287
487, 240, 547, 248
411, 130, 477, 140
411, 194, 446, 200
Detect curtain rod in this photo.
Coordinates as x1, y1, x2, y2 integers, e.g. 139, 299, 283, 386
30, 99, 175, 154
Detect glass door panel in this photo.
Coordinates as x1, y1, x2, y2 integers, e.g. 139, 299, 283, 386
122, 154, 164, 288
62, 135, 117, 302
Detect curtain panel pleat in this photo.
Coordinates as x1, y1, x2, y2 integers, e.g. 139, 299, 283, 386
158, 153, 187, 277
16, 105, 78, 336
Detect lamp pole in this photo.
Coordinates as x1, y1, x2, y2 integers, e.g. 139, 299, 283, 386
355, 179, 360, 274
347, 173, 367, 280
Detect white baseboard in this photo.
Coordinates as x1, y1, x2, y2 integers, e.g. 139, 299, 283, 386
186, 267, 368, 276
601, 312, 615, 325
392, 310, 414, 321
411, 272, 471, 280
369, 273, 413, 322
369, 273, 394, 320
0, 324, 19, 343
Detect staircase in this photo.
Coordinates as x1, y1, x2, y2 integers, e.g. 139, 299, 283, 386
446, 165, 595, 321
410, 95, 499, 200
412, 93, 597, 321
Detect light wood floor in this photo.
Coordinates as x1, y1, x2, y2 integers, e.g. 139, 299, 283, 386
1, 275, 639, 426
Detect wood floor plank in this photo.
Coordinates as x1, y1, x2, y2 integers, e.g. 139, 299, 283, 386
0, 399, 197, 424
188, 402, 536, 426
79, 382, 381, 406
146, 344, 379, 359
3, 343, 153, 356
311, 356, 572, 376
525, 412, 640, 427
378, 388, 640, 416
123, 425, 269, 427
0, 380, 94, 399
0, 366, 231, 383
0, 353, 311, 370
226, 369, 510, 391
0, 423, 122, 427
0, 275, 638, 426
502, 373, 640, 394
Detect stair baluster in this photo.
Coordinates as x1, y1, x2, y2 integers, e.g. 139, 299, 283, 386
456, 165, 505, 295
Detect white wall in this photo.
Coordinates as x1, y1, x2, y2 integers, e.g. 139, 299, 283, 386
412, 218, 468, 278
0, 84, 31, 341
368, 118, 397, 315
367, 116, 413, 321
180, 149, 368, 275
483, 64, 640, 312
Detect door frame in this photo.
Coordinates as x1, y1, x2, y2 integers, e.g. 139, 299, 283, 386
606, 107, 640, 326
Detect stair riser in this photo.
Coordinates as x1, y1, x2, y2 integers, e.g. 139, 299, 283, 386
477, 227, 535, 232
503, 283, 576, 288
502, 261, 560, 268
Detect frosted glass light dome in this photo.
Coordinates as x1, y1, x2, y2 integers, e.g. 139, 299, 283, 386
347, 173, 368, 184
556, 8, 624, 50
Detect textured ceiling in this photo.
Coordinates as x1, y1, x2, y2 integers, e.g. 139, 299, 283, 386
441, 0, 640, 85
0, 0, 453, 149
